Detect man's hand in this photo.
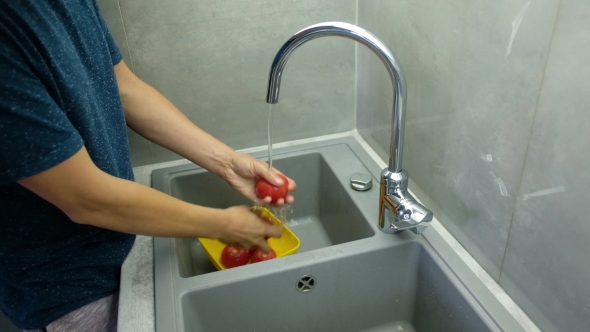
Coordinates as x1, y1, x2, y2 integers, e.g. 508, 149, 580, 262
114, 61, 297, 205
18, 147, 281, 245
219, 206, 282, 252
222, 153, 296, 206
15, 62, 291, 244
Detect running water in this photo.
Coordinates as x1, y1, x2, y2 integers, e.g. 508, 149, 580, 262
271, 204, 290, 225
266, 104, 292, 223
267, 104, 274, 169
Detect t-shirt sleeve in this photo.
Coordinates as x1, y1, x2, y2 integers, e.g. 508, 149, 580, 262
0, 35, 84, 185
94, 3, 123, 66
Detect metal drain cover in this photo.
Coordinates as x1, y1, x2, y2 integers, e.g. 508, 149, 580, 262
350, 173, 373, 191
296, 275, 316, 293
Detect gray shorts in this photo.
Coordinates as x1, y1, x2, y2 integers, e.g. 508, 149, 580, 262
24, 293, 118, 332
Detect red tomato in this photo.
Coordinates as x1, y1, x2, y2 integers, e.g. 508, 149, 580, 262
251, 248, 277, 263
256, 174, 289, 203
221, 245, 250, 268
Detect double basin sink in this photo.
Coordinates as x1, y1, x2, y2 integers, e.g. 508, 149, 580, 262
151, 136, 524, 332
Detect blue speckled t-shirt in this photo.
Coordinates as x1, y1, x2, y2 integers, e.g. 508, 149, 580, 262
0, 0, 136, 329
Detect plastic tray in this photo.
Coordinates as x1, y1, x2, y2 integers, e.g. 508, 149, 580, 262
198, 206, 300, 270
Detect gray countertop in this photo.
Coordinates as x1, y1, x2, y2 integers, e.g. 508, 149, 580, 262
118, 235, 154, 332
118, 157, 192, 332
116, 131, 539, 332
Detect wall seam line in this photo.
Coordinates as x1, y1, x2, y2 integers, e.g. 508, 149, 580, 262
498, 0, 564, 282
115, 0, 136, 73
115, 0, 156, 163
354, 0, 360, 130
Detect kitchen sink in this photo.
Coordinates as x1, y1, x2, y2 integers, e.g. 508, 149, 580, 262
181, 242, 493, 332
153, 145, 375, 278
151, 137, 524, 332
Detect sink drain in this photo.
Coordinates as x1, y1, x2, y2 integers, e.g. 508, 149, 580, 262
296, 275, 316, 293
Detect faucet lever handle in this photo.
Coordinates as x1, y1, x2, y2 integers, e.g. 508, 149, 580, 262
389, 203, 433, 233
378, 169, 433, 235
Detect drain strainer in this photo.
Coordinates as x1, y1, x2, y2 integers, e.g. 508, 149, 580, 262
296, 275, 316, 293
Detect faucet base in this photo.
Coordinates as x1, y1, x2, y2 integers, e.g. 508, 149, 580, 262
378, 169, 433, 235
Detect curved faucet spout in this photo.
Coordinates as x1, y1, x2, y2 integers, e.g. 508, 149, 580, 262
266, 22, 433, 235
266, 22, 406, 173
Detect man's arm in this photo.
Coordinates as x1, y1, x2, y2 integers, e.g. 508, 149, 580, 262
17, 147, 281, 252
114, 61, 296, 205
115, 61, 235, 178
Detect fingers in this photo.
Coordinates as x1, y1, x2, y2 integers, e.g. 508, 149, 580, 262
251, 159, 283, 186
255, 240, 272, 253
254, 225, 281, 253
284, 195, 295, 204
255, 196, 288, 207
255, 197, 289, 207
222, 206, 282, 253
253, 161, 297, 191
265, 224, 283, 238
250, 159, 297, 204
272, 169, 297, 192
254, 196, 272, 206
285, 176, 297, 192
229, 153, 296, 193
269, 195, 296, 207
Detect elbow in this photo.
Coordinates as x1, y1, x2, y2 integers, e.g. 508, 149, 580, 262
67, 211, 92, 225
61, 198, 105, 226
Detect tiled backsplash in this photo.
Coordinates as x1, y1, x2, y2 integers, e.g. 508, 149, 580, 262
357, 0, 589, 331
98, 0, 357, 167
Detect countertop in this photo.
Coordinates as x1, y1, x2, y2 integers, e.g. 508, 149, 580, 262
117, 130, 540, 332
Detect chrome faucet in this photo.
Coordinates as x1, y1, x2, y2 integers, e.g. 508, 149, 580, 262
266, 22, 433, 234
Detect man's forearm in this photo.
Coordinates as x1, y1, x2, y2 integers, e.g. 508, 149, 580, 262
19, 146, 282, 250
114, 61, 236, 178
19, 147, 227, 238
72, 175, 226, 238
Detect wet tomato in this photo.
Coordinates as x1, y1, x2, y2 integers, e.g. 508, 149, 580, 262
256, 174, 289, 203
251, 248, 277, 263
221, 245, 250, 268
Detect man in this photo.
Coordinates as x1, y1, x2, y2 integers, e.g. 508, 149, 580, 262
0, 1, 295, 331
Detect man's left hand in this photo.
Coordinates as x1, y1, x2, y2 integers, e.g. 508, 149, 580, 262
222, 153, 296, 206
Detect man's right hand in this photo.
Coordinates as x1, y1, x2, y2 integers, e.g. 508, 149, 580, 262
218, 206, 282, 253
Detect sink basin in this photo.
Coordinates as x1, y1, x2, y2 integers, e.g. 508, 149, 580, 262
151, 137, 525, 332
181, 243, 491, 332
153, 147, 375, 278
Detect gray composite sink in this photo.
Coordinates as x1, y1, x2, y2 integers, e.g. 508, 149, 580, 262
159, 150, 375, 278
182, 243, 492, 332
151, 137, 525, 332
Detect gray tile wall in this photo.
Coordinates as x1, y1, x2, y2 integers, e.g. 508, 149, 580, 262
357, 0, 589, 331
96, 0, 156, 167
500, 1, 590, 331
97, 0, 356, 166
